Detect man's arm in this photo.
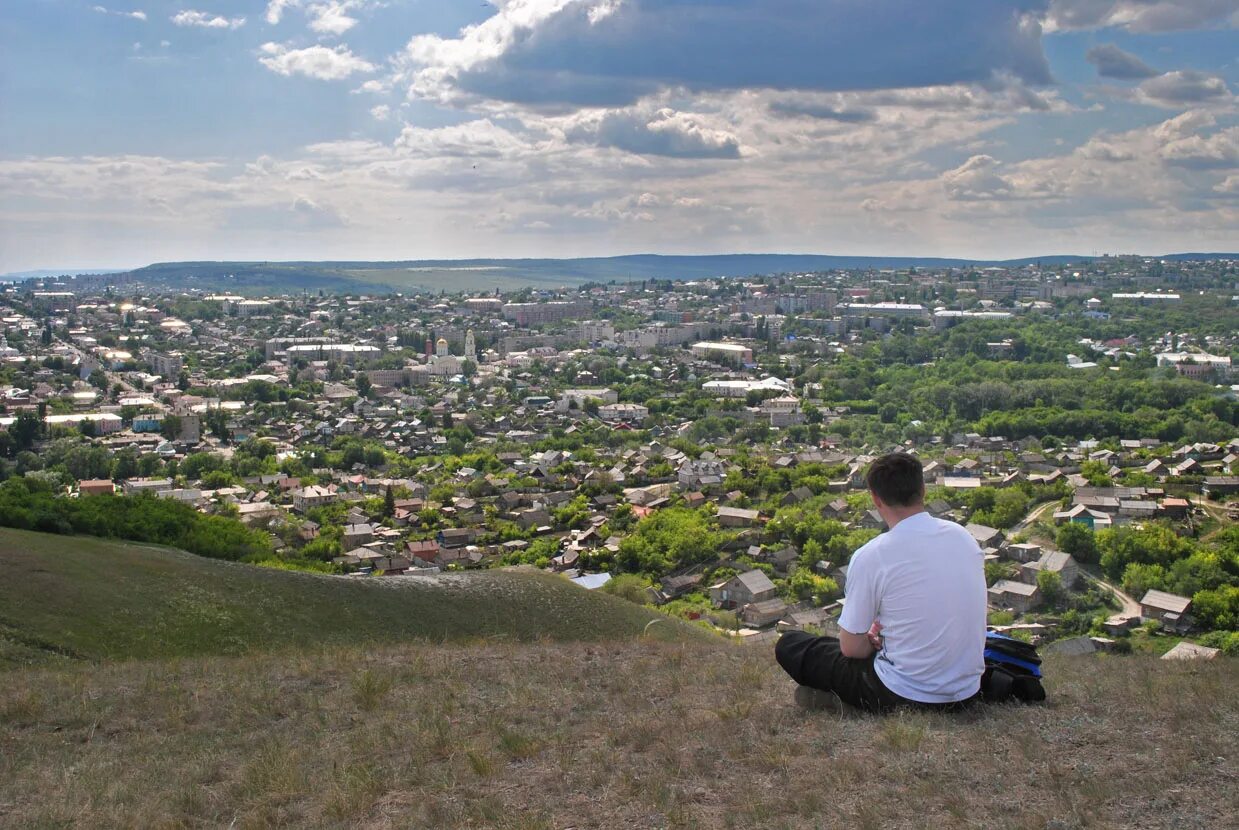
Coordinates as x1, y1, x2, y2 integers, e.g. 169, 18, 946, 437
839, 628, 874, 659
839, 621, 883, 659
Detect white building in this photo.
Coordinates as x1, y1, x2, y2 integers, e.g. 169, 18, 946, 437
702, 377, 792, 398
557, 388, 618, 411
1155, 352, 1231, 380
597, 403, 648, 424
691, 342, 753, 364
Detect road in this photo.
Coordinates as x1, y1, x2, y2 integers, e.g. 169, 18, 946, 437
1011, 500, 1057, 535
1011, 499, 1141, 619
1084, 572, 1142, 619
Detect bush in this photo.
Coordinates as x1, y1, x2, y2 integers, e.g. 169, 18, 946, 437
1197, 630, 1239, 655
600, 574, 652, 605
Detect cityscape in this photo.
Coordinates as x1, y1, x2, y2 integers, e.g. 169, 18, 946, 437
2, 1, 1237, 827
5, 255, 1235, 655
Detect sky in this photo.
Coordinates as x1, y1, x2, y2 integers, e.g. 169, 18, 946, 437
1, 0, 1237, 272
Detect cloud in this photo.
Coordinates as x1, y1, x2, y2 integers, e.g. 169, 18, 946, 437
1085, 44, 1158, 79
394, 119, 538, 159
767, 81, 1069, 123
308, 2, 361, 35
1214, 174, 1239, 194
258, 42, 376, 80
1045, 0, 1239, 33
400, 1, 1054, 108
1137, 70, 1233, 106
941, 155, 1015, 200
370, 105, 391, 121
290, 196, 347, 228
265, 0, 299, 25
171, 10, 246, 30
92, 6, 148, 21
768, 101, 876, 123
1159, 127, 1239, 169
566, 108, 743, 159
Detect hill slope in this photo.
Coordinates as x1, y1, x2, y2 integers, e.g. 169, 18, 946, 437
1, 639, 1233, 828
89, 251, 1238, 294
0, 528, 691, 668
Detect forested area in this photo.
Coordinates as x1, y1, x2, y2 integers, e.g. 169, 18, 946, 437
0, 478, 275, 564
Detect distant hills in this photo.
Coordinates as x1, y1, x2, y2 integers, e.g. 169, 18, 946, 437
8, 251, 1236, 295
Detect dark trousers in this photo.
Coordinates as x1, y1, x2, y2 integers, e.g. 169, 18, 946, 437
775, 631, 978, 714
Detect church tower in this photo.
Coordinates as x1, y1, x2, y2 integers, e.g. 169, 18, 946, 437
465, 329, 476, 361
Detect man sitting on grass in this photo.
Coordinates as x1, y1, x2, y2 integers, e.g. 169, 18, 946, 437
775, 452, 986, 713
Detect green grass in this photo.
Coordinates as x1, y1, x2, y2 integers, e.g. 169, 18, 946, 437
0, 527, 698, 668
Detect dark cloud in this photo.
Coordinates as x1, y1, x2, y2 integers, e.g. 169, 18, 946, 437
410, 1, 1054, 108
1139, 70, 1232, 105
1085, 44, 1158, 79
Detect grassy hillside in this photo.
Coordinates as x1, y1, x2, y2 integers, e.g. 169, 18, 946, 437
1, 639, 1233, 829
0, 528, 693, 668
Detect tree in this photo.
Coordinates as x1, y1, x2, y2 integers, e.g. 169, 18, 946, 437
204, 408, 231, 441
356, 373, 372, 399
383, 483, 395, 519
1056, 522, 1097, 563
1036, 570, 1065, 607
1097, 523, 1193, 581
8, 411, 42, 454
785, 569, 840, 604
160, 415, 183, 442
1191, 586, 1239, 630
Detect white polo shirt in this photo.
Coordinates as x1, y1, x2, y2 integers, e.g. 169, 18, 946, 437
838, 510, 987, 703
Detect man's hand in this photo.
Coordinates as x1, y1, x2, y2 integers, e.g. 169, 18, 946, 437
867, 621, 884, 651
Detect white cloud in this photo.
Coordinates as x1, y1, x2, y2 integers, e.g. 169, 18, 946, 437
394, 119, 539, 159
1045, 1, 1239, 33
353, 79, 390, 95
171, 10, 246, 30
370, 104, 391, 121
941, 155, 1015, 200
265, 0, 300, 25
308, 2, 360, 36
290, 195, 347, 228
1160, 127, 1239, 169
91, 6, 148, 21
258, 42, 376, 80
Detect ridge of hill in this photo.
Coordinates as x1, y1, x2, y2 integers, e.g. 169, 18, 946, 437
2, 638, 1234, 828
0, 528, 696, 669
34, 251, 1238, 294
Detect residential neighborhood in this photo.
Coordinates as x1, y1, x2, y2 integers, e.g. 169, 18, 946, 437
1, 256, 1236, 653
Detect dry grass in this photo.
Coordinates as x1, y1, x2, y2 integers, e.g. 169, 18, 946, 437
2, 640, 1235, 829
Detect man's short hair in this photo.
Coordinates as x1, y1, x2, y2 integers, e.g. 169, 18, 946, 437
866, 453, 924, 507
